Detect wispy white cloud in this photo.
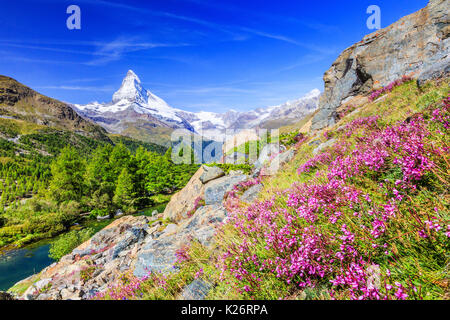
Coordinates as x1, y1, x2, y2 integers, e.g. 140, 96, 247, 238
76, 0, 331, 52
85, 36, 191, 66
0, 38, 192, 66
36, 85, 114, 92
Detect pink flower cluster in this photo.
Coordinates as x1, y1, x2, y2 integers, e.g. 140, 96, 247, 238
187, 196, 205, 217
175, 245, 191, 263
219, 98, 449, 300
368, 76, 412, 102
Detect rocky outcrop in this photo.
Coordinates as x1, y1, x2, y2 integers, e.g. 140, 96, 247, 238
163, 166, 206, 223
134, 204, 227, 278
178, 280, 212, 300
199, 166, 225, 184
12, 165, 250, 300
312, 0, 449, 130
204, 175, 249, 205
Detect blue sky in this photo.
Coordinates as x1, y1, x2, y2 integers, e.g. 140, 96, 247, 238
0, 0, 428, 112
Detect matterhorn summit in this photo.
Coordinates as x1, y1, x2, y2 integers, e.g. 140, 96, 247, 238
112, 70, 148, 104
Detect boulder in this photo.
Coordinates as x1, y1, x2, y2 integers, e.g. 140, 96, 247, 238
178, 205, 227, 247
163, 166, 206, 223
204, 175, 248, 205
254, 144, 281, 169
199, 166, 224, 184
311, 0, 450, 130
163, 223, 178, 235
179, 280, 212, 300
133, 234, 179, 278
111, 226, 147, 259
96, 215, 110, 221
264, 149, 295, 175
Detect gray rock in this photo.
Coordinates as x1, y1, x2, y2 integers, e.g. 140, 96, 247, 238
265, 149, 295, 175
33, 278, 52, 291
96, 215, 110, 221
115, 209, 124, 218
192, 226, 216, 247
204, 175, 248, 205
163, 223, 178, 235
417, 58, 450, 86
254, 144, 281, 169
199, 166, 224, 184
179, 280, 212, 300
311, 0, 449, 131
72, 248, 92, 258
133, 235, 178, 278
240, 184, 263, 204
112, 227, 147, 259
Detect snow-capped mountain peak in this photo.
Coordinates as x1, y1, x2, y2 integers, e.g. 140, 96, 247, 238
73, 71, 321, 141
112, 69, 147, 104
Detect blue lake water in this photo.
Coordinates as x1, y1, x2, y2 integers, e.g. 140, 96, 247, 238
0, 242, 55, 291
0, 204, 167, 292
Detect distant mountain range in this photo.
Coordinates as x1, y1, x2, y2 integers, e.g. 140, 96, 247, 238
73, 70, 320, 144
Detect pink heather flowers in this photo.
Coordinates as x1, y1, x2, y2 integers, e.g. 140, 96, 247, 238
218, 95, 449, 300
368, 76, 413, 102
187, 196, 205, 217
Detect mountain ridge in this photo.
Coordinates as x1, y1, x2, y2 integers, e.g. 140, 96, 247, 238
73, 70, 320, 142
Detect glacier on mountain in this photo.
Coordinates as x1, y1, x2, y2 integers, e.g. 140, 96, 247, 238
73, 70, 321, 140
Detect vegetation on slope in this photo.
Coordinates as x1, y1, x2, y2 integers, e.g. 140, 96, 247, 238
0, 141, 197, 248
96, 78, 449, 300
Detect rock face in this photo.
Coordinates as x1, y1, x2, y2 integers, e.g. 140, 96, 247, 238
15, 216, 150, 300
204, 175, 249, 205
312, 0, 450, 130
134, 204, 227, 278
179, 280, 212, 300
163, 166, 206, 223
199, 166, 225, 184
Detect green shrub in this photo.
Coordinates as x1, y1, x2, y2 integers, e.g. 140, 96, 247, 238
49, 228, 95, 261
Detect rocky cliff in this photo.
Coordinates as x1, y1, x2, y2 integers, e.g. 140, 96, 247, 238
312, 0, 449, 130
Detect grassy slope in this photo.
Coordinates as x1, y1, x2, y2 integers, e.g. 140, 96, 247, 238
96, 78, 449, 300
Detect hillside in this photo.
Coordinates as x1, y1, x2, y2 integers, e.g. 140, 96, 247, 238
11, 76, 448, 301
3, 0, 450, 301
0, 76, 110, 143
0, 77, 198, 252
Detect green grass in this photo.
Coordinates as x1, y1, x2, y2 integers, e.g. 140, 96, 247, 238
100, 78, 449, 301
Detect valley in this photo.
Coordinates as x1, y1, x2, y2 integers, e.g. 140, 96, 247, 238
0, 0, 448, 302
